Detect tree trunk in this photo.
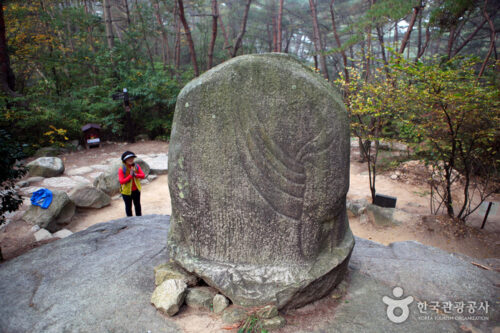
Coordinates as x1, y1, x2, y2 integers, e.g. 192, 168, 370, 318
217, 6, 232, 57
272, 2, 277, 52
153, 0, 171, 70
284, 28, 293, 53
231, 0, 252, 57
103, 0, 115, 49
207, 0, 218, 69
399, 4, 421, 54
177, 0, 199, 76
135, 0, 155, 72
173, 0, 181, 69
266, 24, 273, 51
365, 25, 371, 82
416, 25, 430, 60
123, 0, 131, 25
452, 18, 487, 57
308, 0, 329, 80
277, 0, 284, 52
330, 0, 348, 81
417, 8, 422, 57
478, 0, 496, 79
394, 21, 398, 49
0, 1, 18, 96
446, 25, 456, 59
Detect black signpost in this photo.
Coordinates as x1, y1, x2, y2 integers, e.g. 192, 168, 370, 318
112, 88, 136, 142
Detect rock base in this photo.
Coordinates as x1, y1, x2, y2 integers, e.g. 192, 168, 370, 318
170, 228, 355, 309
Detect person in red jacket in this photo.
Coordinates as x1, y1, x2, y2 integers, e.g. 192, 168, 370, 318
118, 151, 145, 216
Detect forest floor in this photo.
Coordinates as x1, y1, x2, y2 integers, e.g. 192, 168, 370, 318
1, 140, 498, 262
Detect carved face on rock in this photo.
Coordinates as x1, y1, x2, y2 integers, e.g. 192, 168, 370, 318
168, 54, 354, 309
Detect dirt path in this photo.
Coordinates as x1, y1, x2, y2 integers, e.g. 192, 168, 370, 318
1, 140, 498, 261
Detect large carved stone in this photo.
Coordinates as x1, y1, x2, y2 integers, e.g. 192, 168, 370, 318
168, 53, 355, 309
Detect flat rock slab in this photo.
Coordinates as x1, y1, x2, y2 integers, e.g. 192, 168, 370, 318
0, 216, 179, 333
42, 176, 86, 188
143, 154, 168, 175
0, 216, 497, 333
66, 166, 94, 176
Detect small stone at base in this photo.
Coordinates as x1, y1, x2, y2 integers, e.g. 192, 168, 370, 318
261, 316, 286, 330
221, 307, 248, 324
150, 279, 187, 317
256, 305, 278, 319
185, 287, 217, 310
34, 229, 52, 242
213, 294, 229, 314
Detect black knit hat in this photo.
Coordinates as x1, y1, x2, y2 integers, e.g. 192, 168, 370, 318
121, 151, 137, 162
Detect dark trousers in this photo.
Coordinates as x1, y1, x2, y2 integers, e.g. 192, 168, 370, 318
122, 190, 141, 216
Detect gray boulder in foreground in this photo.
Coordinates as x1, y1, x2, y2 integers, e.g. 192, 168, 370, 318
27, 157, 64, 177
0, 216, 497, 333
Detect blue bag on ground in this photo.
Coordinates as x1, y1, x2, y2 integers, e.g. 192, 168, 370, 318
31, 188, 53, 209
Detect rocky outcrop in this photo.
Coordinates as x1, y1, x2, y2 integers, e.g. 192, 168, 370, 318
0, 216, 497, 333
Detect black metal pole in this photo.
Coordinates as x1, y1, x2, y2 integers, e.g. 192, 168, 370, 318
480, 202, 492, 229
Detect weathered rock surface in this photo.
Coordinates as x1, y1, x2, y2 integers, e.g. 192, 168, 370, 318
93, 159, 150, 195
0, 216, 180, 333
346, 198, 369, 216
69, 185, 111, 208
42, 176, 85, 188
22, 189, 75, 230
213, 294, 230, 314
151, 279, 187, 316
221, 307, 248, 324
365, 204, 416, 227
52, 229, 73, 239
0, 216, 497, 332
66, 166, 94, 176
33, 228, 52, 241
168, 53, 354, 309
185, 287, 217, 310
261, 316, 286, 330
154, 262, 198, 286
16, 177, 44, 188
27, 157, 64, 177
143, 154, 168, 175
294, 237, 498, 333
256, 305, 278, 319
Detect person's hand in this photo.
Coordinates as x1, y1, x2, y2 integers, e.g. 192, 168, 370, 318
131, 170, 136, 177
